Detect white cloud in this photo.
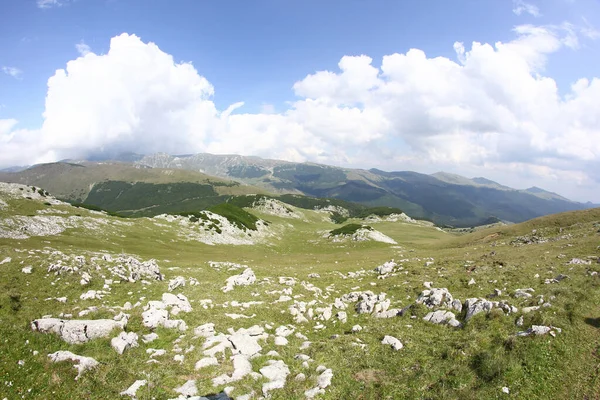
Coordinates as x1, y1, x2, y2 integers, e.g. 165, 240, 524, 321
37, 0, 67, 9
260, 103, 275, 114
75, 41, 91, 56
2, 66, 23, 79
512, 0, 541, 17
1, 27, 599, 201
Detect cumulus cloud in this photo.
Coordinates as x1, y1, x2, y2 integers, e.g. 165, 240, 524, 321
1, 27, 599, 201
2, 66, 23, 79
512, 0, 541, 17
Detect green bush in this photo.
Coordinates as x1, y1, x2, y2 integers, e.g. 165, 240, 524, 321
329, 223, 372, 236
207, 203, 259, 231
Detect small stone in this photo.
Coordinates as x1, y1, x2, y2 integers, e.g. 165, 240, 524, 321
381, 335, 403, 351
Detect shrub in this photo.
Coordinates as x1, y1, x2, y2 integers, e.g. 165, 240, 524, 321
207, 203, 259, 231
329, 223, 372, 236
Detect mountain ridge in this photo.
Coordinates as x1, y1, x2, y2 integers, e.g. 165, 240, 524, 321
0, 153, 594, 227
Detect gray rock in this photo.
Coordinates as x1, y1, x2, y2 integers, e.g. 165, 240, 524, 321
517, 325, 556, 337
260, 360, 290, 395
48, 351, 98, 380
317, 368, 333, 388
194, 323, 215, 338
120, 379, 147, 398
416, 288, 454, 308
162, 293, 193, 313
175, 380, 198, 397
168, 276, 186, 291
514, 288, 534, 298
222, 268, 256, 292
32, 318, 125, 344
111, 331, 139, 354
375, 260, 397, 275
464, 298, 493, 321
229, 333, 262, 356
423, 310, 461, 327
195, 357, 219, 370
381, 335, 403, 350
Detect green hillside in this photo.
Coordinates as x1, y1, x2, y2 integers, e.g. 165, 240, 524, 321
1, 183, 599, 399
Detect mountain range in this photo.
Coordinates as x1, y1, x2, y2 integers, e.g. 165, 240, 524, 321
0, 152, 595, 227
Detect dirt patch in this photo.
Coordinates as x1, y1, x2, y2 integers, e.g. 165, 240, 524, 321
354, 369, 388, 384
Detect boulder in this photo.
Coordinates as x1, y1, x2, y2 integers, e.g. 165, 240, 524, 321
32, 318, 125, 344
423, 310, 461, 327
464, 298, 493, 321
416, 288, 454, 309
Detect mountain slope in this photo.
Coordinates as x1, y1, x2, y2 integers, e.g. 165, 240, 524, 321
135, 153, 590, 227
0, 161, 271, 217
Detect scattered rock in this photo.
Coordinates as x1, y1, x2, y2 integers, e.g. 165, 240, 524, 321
381, 335, 403, 351
32, 318, 126, 344
260, 360, 290, 395
48, 351, 98, 380
223, 268, 256, 292
464, 298, 493, 321
517, 325, 560, 337
120, 380, 147, 398
375, 260, 397, 275
168, 276, 186, 291
196, 357, 218, 369
111, 332, 139, 354
423, 310, 461, 327
174, 380, 198, 397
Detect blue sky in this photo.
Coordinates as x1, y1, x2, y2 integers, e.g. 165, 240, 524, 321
1, 0, 599, 201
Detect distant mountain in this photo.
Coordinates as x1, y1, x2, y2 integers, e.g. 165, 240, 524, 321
132, 152, 592, 227
0, 153, 592, 226
0, 161, 268, 216
523, 186, 571, 201
0, 165, 29, 173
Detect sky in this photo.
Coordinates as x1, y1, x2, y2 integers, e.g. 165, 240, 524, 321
1, 0, 599, 202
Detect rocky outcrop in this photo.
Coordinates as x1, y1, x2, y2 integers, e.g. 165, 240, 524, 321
32, 318, 126, 344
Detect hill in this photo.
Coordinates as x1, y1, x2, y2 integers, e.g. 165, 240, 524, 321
134, 152, 591, 227
1, 183, 600, 399
0, 161, 270, 217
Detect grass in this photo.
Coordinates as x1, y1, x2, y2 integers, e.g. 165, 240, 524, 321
1, 189, 599, 399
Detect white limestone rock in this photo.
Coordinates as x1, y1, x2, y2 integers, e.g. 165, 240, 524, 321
195, 357, 218, 370
48, 351, 98, 380
260, 360, 290, 395
120, 379, 147, 398
222, 268, 256, 292
381, 335, 403, 351
168, 276, 186, 291
32, 318, 125, 344
174, 380, 197, 397
111, 331, 139, 354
